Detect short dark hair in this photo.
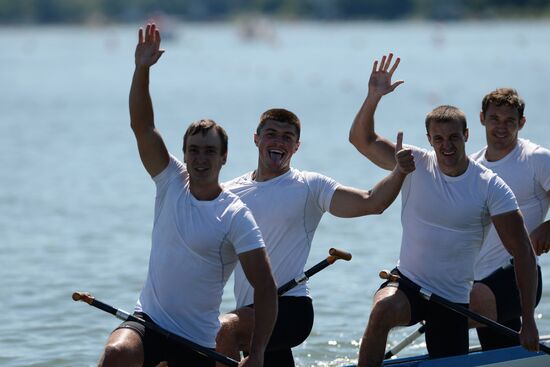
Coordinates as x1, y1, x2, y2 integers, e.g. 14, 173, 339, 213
425, 105, 467, 134
481, 88, 525, 119
256, 108, 301, 139
183, 119, 228, 155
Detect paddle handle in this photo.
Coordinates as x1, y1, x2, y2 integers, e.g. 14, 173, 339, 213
328, 247, 352, 262
277, 248, 352, 296
379, 270, 550, 355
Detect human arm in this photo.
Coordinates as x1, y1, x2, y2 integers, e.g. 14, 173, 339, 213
238, 248, 278, 367
491, 210, 539, 351
530, 190, 550, 256
130, 23, 169, 177
349, 53, 404, 171
530, 220, 550, 256
330, 131, 414, 218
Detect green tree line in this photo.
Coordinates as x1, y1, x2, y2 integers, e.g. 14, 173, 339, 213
1, 0, 549, 24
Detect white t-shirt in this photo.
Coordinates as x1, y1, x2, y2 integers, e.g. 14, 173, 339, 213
471, 138, 550, 279
398, 146, 518, 303
136, 155, 265, 348
224, 168, 339, 307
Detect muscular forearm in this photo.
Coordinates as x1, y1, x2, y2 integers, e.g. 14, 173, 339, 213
248, 284, 277, 360
129, 66, 155, 133
514, 249, 538, 320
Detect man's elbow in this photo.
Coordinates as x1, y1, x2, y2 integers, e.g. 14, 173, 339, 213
251, 270, 277, 295
359, 194, 387, 216
264, 275, 277, 296
349, 132, 369, 151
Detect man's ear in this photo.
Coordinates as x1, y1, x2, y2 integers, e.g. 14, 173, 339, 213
222, 153, 227, 165
480, 111, 486, 126
426, 133, 433, 147
519, 116, 526, 130
464, 128, 469, 142
294, 140, 300, 153
254, 133, 259, 147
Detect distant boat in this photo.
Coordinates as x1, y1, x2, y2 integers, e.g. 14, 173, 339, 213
237, 16, 277, 45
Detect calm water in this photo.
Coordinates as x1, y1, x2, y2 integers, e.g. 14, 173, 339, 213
2, 21, 550, 367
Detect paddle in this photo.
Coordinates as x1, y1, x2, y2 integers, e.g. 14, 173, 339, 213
72, 292, 240, 367
379, 270, 550, 354
277, 247, 352, 296
384, 322, 426, 359
73, 248, 352, 366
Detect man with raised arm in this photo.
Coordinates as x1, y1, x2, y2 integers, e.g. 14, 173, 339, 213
349, 54, 539, 367
215, 107, 415, 366
469, 88, 549, 350
97, 24, 277, 367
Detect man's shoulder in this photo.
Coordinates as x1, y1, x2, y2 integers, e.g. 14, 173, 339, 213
469, 147, 487, 162
469, 158, 497, 178
519, 138, 550, 157
218, 189, 250, 214
223, 172, 253, 189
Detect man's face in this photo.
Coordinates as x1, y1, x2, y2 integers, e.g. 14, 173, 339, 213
427, 120, 469, 175
254, 119, 300, 174
184, 129, 226, 184
481, 103, 525, 152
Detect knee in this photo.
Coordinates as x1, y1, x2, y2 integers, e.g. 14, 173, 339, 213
99, 341, 141, 367
216, 314, 239, 345
368, 299, 405, 331
469, 283, 495, 317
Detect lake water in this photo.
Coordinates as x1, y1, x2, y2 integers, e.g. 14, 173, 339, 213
1, 20, 550, 367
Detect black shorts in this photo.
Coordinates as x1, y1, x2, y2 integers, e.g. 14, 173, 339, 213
247, 296, 313, 350
244, 296, 313, 367
115, 312, 215, 367
379, 268, 469, 358
474, 262, 543, 350
475, 261, 542, 322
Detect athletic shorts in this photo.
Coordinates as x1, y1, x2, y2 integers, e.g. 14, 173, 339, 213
243, 296, 313, 367
379, 268, 469, 358
247, 296, 313, 350
474, 261, 542, 350
115, 312, 215, 367
474, 261, 542, 323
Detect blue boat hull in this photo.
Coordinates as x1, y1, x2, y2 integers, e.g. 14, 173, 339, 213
343, 338, 550, 367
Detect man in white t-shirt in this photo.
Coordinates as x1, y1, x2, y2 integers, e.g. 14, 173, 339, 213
216, 109, 416, 365
97, 24, 277, 367
469, 88, 550, 350
348, 54, 540, 367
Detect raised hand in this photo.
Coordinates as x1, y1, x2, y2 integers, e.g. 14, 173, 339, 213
368, 53, 404, 98
394, 131, 415, 174
135, 23, 165, 68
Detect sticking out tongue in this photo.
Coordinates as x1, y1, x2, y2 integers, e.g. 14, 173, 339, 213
269, 150, 284, 164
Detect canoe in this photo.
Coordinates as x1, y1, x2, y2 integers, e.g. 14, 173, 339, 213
343, 336, 550, 367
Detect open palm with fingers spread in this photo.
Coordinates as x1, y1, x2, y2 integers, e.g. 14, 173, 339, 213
135, 23, 165, 67
368, 53, 404, 98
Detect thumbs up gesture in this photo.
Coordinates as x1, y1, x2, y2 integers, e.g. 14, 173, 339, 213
395, 131, 415, 174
